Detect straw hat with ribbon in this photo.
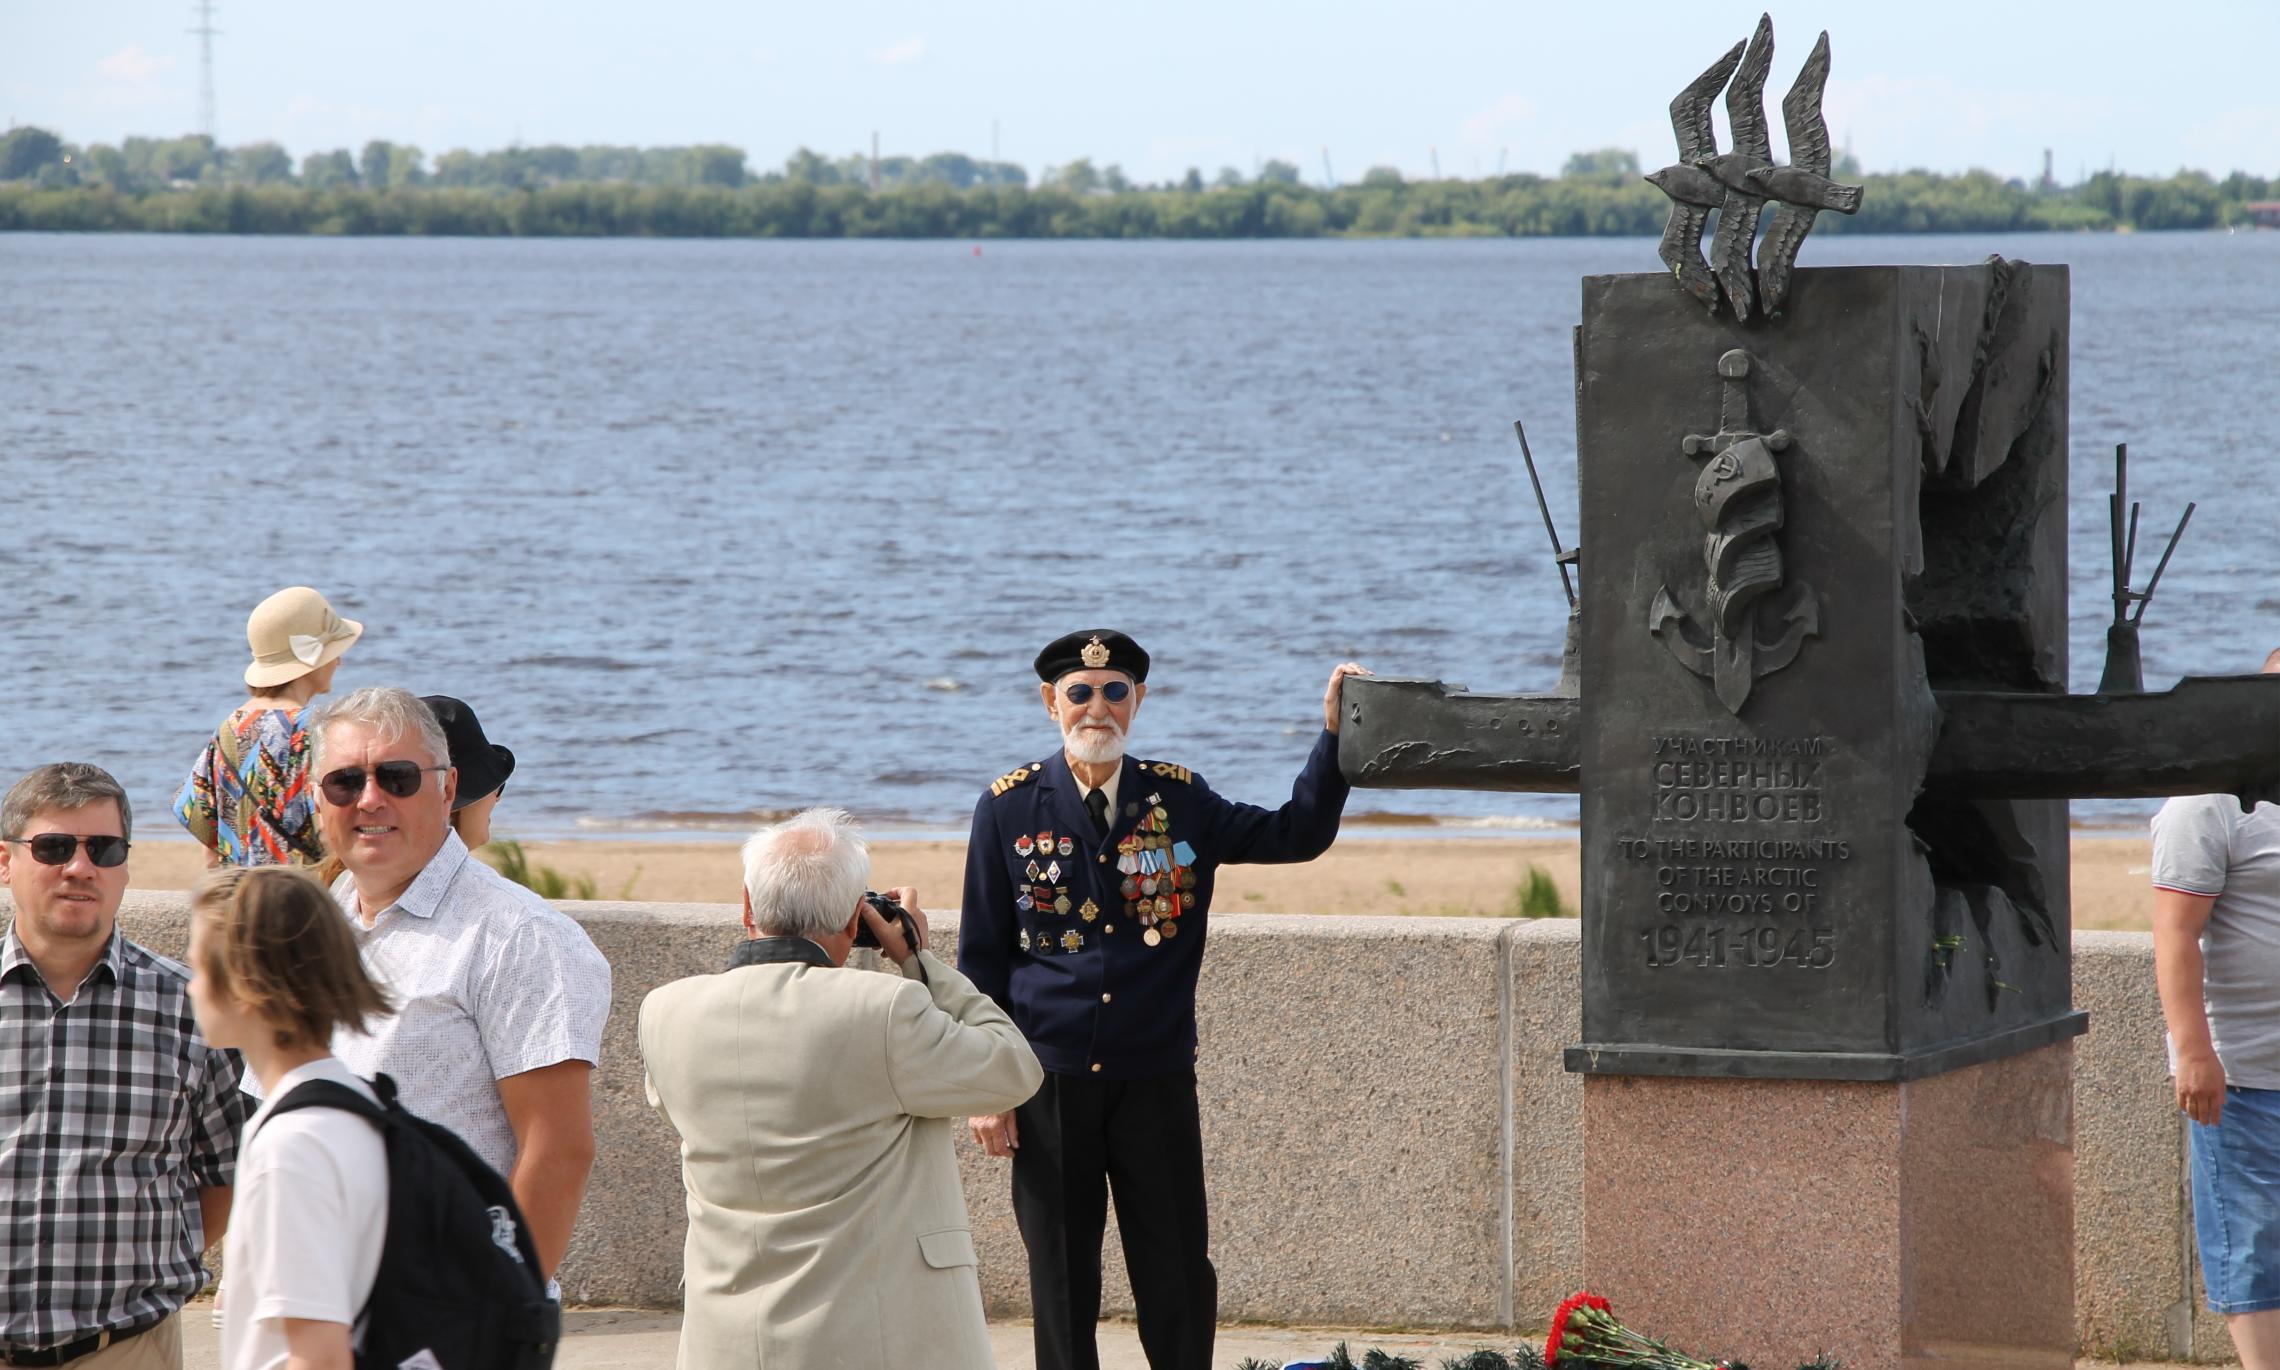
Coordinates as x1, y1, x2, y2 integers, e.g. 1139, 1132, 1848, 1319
244, 587, 364, 688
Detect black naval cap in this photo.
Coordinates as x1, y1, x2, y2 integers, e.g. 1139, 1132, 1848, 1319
1034, 629, 1149, 684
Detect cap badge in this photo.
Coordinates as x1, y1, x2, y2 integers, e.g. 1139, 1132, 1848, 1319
1080, 635, 1112, 669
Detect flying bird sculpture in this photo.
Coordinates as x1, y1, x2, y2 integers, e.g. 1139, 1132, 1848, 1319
1645, 14, 1863, 320
1646, 39, 1745, 311
1751, 31, 1863, 315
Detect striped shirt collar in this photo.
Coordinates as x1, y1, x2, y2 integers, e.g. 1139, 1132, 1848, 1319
0, 922, 125, 994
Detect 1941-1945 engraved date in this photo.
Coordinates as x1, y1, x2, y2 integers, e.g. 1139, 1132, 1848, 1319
1640, 923, 1834, 969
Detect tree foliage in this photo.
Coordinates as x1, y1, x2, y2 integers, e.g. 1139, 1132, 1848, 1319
0, 126, 2271, 239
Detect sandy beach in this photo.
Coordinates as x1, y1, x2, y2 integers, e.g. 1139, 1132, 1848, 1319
129, 832, 2166, 932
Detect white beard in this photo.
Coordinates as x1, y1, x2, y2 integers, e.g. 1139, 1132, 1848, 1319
1062, 716, 1127, 765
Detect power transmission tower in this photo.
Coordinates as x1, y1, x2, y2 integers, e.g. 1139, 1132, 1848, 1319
188, 0, 220, 141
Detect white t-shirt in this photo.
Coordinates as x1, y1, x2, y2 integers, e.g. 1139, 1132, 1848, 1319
2152, 794, 2280, 1087
220, 1058, 388, 1370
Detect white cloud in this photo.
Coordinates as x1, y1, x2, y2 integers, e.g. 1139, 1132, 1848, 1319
281, 93, 407, 145
872, 36, 925, 65
97, 46, 174, 83
1460, 93, 1536, 146
2175, 104, 2280, 177
1819, 74, 2108, 173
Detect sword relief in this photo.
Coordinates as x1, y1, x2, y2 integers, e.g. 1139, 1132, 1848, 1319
1648, 349, 1819, 713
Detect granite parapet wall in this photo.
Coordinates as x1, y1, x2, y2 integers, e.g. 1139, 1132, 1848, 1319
89, 895, 2212, 1359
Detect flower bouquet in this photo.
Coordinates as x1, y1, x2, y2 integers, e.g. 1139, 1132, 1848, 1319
1544, 1292, 1744, 1370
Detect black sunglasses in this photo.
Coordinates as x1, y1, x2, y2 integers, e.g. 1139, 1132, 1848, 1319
7, 834, 131, 868
1063, 681, 1132, 706
320, 761, 450, 806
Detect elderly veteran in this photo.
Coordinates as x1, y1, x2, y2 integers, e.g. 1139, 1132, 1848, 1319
958, 629, 1368, 1370
639, 808, 1041, 1369
1, 763, 252, 1369
314, 685, 610, 1284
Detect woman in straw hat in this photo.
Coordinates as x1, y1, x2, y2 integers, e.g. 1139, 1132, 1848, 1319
174, 587, 363, 867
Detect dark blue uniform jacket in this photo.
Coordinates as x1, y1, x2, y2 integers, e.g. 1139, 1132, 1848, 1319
957, 728, 1349, 1078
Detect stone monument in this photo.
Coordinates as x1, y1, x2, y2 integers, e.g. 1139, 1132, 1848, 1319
1338, 15, 2280, 1369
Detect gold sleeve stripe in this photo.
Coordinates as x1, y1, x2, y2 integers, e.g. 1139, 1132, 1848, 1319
991, 766, 1041, 796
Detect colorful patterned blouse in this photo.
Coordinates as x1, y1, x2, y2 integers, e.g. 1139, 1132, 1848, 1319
174, 706, 324, 867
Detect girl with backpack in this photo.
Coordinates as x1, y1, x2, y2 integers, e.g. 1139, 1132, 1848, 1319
187, 867, 392, 1370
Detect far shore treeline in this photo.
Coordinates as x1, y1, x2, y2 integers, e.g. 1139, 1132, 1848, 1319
1, 127, 2272, 238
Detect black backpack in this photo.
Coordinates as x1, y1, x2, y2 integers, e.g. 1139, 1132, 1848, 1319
265, 1072, 561, 1370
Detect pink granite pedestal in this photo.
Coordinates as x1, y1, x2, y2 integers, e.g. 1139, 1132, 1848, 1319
1579, 1043, 2075, 1370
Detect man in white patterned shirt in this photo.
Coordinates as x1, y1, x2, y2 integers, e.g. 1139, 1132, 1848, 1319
313, 687, 611, 1282
0, 763, 252, 1369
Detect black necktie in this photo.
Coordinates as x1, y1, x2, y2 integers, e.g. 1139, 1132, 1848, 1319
1085, 787, 1110, 839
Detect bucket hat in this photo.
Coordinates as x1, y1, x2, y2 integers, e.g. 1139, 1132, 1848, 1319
244, 587, 363, 688
423, 695, 516, 809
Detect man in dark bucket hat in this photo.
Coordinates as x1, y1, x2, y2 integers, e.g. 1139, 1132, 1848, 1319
422, 696, 515, 850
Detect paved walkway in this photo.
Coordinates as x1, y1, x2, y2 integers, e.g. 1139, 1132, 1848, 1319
177, 1305, 2221, 1368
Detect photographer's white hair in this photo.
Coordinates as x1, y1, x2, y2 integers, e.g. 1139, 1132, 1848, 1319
311, 686, 451, 776
742, 808, 871, 941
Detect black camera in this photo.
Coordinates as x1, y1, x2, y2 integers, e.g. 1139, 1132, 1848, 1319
854, 891, 919, 953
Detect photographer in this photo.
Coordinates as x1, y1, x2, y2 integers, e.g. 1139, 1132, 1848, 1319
638, 807, 1042, 1370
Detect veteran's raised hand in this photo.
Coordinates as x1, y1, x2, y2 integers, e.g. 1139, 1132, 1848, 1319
1323, 661, 1372, 733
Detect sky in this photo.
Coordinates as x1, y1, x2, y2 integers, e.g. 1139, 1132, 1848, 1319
5, 1, 2275, 185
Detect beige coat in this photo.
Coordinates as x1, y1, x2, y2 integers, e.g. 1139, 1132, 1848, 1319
639, 945, 1043, 1369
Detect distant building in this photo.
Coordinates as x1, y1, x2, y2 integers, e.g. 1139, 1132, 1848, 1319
2246, 202, 2280, 229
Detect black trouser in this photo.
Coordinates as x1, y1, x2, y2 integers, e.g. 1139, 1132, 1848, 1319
1012, 1070, 1216, 1370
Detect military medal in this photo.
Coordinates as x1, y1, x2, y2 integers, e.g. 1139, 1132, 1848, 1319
1143, 927, 1162, 947
1057, 835, 1075, 857
1045, 860, 1061, 882
1019, 929, 1031, 950
1160, 920, 1178, 939
1025, 859, 1041, 880
1060, 929, 1083, 952
1014, 835, 1034, 857
1037, 830, 1053, 852
1079, 898, 1100, 922
1054, 894, 1073, 916
1017, 894, 1033, 912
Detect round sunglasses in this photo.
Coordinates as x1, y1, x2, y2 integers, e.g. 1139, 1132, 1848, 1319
1062, 680, 1132, 706
319, 761, 451, 806
5, 834, 131, 868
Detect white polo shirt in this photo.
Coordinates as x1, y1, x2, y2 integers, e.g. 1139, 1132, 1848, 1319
330, 830, 612, 1180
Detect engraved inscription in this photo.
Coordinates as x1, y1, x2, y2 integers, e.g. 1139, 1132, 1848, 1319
1628, 734, 1846, 970
1651, 735, 1828, 823
1639, 924, 1835, 969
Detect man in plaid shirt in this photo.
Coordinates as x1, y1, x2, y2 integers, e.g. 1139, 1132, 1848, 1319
0, 763, 252, 1369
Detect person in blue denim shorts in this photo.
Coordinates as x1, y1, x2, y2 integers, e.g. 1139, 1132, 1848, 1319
2154, 646, 2280, 1365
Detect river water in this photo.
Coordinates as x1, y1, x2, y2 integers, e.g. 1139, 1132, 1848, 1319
3, 230, 2275, 838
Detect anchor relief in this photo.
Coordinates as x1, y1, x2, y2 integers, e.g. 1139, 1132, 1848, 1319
1648, 348, 1819, 713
